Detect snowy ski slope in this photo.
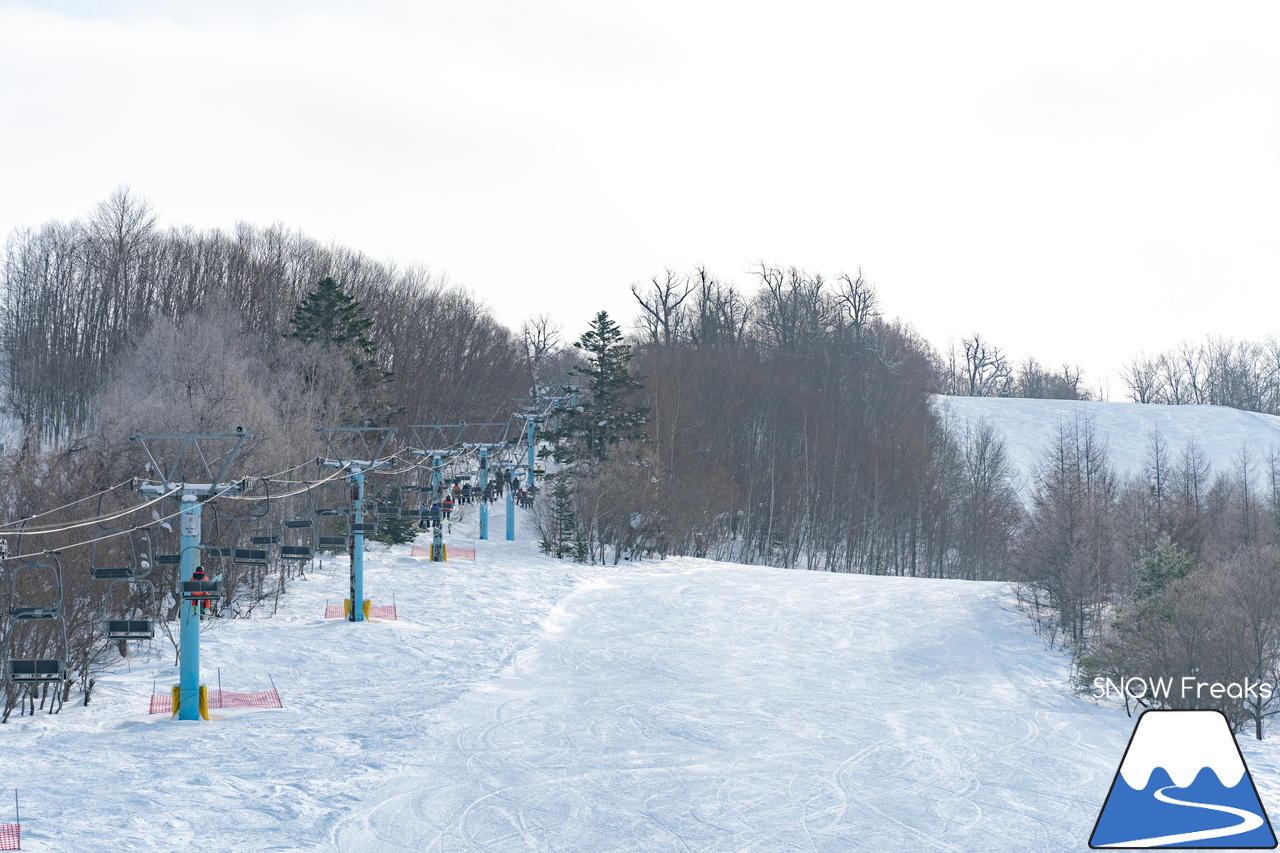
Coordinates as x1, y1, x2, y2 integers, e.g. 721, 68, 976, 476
5, 490, 1280, 850
934, 395, 1280, 497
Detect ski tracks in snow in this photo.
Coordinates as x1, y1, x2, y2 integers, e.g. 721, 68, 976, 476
336, 563, 1124, 851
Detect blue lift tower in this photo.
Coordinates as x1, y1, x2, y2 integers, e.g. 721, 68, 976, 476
133, 430, 251, 721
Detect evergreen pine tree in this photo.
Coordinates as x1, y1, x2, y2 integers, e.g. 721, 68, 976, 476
543, 476, 579, 559
555, 311, 648, 464
572, 524, 590, 563
288, 277, 388, 379
1133, 534, 1197, 603
288, 276, 398, 423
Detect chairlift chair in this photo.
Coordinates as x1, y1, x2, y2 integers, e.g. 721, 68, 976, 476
89, 527, 151, 580
240, 480, 279, 552
103, 578, 157, 640
4, 553, 69, 684
280, 516, 315, 561
229, 518, 269, 567
311, 480, 349, 518
317, 534, 348, 552
316, 508, 350, 553
232, 546, 270, 566
7, 560, 63, 620
181, 576, 224, 602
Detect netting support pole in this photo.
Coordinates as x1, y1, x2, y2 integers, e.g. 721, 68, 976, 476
479, 447, 490, 540
349, 470, 365, 622
178, 494, 202, 721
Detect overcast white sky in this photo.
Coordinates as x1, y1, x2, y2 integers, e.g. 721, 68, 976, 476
2, 0, 1278, 397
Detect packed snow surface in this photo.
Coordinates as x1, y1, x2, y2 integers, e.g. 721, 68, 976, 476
934, 395, 1280, 496
5, 504, 1280, 851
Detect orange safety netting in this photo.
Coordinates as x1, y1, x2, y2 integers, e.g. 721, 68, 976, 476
0, 823, 18, 851
324, 604, 397, 620
148, 688, 282, 715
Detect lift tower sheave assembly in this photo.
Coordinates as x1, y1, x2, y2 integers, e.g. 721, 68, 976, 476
132, 430, 251, 722
315, 427, 396, 623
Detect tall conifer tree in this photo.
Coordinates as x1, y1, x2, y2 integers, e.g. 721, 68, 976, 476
554, 311, 647, 464
288, 276, 396, 423
288, 277, 381, 375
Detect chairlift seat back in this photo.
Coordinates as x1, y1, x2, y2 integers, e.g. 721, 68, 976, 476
181, 579, 224, 600
280, 545, 313, 561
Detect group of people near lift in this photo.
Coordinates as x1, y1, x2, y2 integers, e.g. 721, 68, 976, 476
419, 468, 538, 529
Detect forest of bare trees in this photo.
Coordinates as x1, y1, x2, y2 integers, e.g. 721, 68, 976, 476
1122, 336, 1280, 412
6, 193, 1280, 735
1, 188, 527, 452
548, 265, 1023, 579
1009, 415, 1280, 736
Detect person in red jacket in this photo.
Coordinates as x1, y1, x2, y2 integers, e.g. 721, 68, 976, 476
442, 494, 454, 520
190, 565, 212, 616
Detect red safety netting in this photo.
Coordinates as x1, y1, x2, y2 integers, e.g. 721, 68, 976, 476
148, 688, 283, 715
324, 604, 397, 620
410, 545, 475, 561
0, 823, 18, 851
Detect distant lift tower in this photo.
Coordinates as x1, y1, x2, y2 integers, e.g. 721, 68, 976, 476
316, 427, 396, 623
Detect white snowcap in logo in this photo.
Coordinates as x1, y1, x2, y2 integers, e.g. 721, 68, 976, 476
1119, 710, 1246, 790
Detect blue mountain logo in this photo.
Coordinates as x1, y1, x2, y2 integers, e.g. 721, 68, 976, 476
1091, 709, 1276, 848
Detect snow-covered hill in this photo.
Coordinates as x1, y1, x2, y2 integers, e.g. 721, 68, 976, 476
934, 395, 1280, 495
6, 501, 1280, 850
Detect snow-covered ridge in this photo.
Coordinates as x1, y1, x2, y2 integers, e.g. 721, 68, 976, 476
1118, 711, 1246, 790
933, 395, 1280, 494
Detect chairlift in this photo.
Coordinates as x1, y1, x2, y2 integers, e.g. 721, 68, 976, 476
89, 527, 150, 580
280, 516, 315, 561
311, 480, 349, 518
240, 480, 279, 549
229, 517, 268, 563
4, 552, 69, 684
7, 560, 62, 620
232, 546, 269, 566
316, 504, 350, 552
181, 576, 224, 601
103, 578, 157, 640
184, 552, 226, 616
6, 620, 69, 684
